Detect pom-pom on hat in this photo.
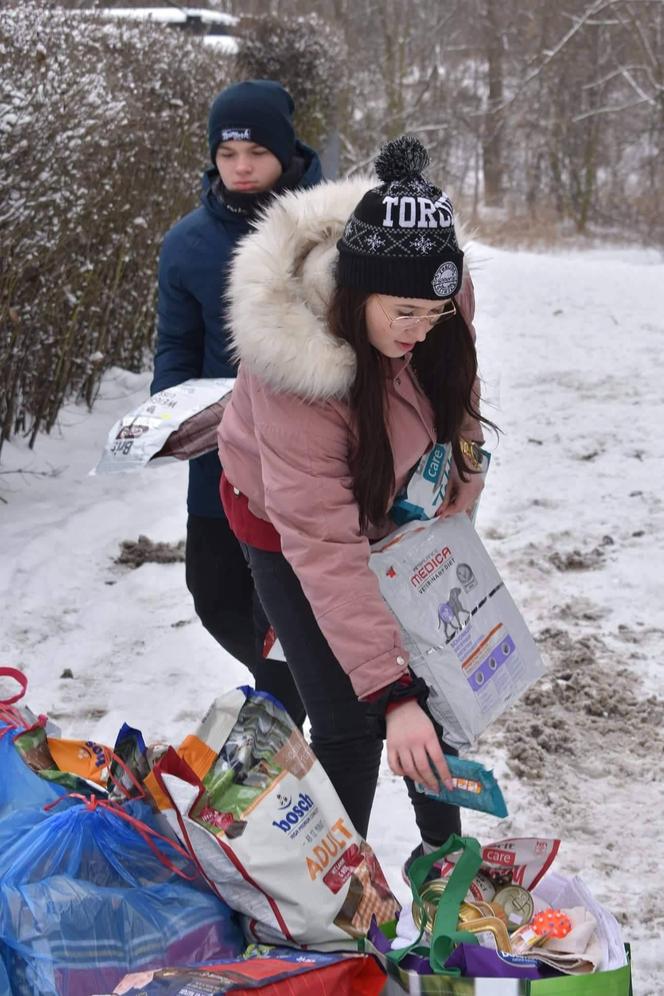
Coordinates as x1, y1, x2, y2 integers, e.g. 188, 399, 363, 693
336, 135, 464, 300
208, 79, 296, 171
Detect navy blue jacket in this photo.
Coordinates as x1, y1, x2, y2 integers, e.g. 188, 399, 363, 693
151, 143, 322, 517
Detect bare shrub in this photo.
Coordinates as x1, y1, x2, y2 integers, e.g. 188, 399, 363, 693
0, 3, 228, 452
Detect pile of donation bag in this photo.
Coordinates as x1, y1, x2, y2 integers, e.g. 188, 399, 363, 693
0, 668, 388, 995
0, 666, 631, 995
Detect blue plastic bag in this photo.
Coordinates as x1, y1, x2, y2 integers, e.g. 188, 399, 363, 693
0, 943, 10, 996
0, 798, 245, 996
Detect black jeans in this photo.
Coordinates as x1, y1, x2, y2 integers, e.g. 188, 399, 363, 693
185, 515, 306, 728
242, 542, 461, 844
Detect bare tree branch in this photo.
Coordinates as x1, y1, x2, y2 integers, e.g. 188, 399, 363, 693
614, 1, 659, 69
619, 65, 659, 103
495, 0, 653, 111
582, 63, 654, 88
343, 121, 457, 177
572, 95, 652, 120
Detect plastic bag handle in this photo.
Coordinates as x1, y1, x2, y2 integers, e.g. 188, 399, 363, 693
0, 667, 28, 706
427, 836, 483, 973
45, 793, 197, 880
107, 750, 147, 801
388, 833, 482, 975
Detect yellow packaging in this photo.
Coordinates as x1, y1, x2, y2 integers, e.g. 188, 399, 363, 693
47, 737, 112, 785
144, 734, 217, 810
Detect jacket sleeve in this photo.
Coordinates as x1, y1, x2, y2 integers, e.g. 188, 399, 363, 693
456, 270, 484, 444
151, 231, 205, 394
250, 381, 410, 700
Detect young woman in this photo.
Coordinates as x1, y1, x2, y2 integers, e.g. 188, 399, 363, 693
217, 137, 491, 861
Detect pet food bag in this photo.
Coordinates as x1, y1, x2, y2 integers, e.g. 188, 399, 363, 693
46, 737, 113, 786
109, 946, 385, 996
148, 687, 399, 949
390, 443, 491, 527
437, 837, 561, 899
369, 515, 546, 749
93, 378, 233, 474
390, 443, 453, 525
365, 836, 631, 996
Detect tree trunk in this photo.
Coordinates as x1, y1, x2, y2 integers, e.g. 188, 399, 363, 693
482, 0, 504, 207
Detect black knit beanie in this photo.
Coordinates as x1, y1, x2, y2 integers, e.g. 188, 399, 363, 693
208, 79, 296, 171
337, 136, 464, 300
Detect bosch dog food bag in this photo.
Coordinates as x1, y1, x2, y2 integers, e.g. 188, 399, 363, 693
149, 687, 399, 949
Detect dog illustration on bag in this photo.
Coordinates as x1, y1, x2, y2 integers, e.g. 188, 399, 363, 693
437, 587, 470, 640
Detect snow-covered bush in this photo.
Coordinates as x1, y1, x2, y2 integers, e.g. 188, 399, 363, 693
232, 13, 344, 154
0, 3, 228, 451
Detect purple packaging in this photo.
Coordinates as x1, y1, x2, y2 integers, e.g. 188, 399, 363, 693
444, 943, 552, 979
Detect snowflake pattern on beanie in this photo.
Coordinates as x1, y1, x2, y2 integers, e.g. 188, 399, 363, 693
336, 135, 464, 300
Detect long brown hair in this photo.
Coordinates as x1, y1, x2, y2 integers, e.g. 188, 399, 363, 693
327, 285, 493, 531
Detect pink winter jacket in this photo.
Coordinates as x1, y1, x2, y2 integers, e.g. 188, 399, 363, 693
217, 177, 482, 701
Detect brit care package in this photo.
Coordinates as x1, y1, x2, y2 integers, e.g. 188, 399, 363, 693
390, 442, 453, 525
370, 514, 545, 749
390, 442, 490, 526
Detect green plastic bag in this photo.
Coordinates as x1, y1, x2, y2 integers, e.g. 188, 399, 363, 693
528, 950, 632, 996
367, 930, 632, 995
364, 834, 633, 995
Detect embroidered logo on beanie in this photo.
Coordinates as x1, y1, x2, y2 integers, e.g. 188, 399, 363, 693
432, 261, 459, 298
222, 127, 252, 142
336, 135, 464, 301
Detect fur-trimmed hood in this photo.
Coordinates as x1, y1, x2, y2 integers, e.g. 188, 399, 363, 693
227, 176, 469, 401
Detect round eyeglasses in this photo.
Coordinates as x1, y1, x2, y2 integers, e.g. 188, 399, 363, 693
376, 297, 457, 332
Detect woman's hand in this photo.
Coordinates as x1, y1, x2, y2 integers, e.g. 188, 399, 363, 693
386, 699, 453, 793
436, 460, 484, 519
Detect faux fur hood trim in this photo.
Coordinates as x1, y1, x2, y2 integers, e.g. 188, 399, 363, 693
227, 176, 469, 400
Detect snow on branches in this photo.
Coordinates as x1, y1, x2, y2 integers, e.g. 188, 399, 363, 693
0, 2, 227, 450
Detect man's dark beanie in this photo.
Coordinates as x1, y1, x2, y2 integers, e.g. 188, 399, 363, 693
208, 79, 296, 171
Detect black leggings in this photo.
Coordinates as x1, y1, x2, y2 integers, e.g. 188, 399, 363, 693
242, 542, 461, 844
185, 514, 306, 728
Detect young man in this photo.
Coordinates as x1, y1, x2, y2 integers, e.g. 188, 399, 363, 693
152, 80, 322, 725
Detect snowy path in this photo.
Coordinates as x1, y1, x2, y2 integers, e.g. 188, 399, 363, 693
1, 244, 662, 993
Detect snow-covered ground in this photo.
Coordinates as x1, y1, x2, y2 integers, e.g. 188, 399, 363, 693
1, 243, 662, 993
